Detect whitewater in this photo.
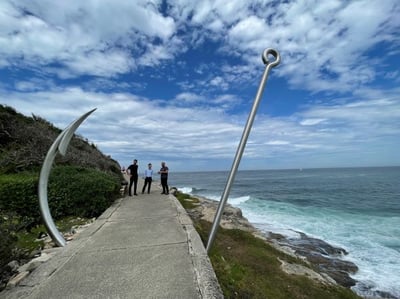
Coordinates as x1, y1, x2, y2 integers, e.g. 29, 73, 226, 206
170, 167, 400, 299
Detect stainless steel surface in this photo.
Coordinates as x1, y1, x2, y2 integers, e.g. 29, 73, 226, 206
206, 49, 280, 253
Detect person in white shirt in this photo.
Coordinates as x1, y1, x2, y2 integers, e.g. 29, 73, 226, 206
142, 163, 153, 194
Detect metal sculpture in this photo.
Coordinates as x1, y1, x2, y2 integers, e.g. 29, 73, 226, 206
38, 108, 96, 247
206, 49, 280, 253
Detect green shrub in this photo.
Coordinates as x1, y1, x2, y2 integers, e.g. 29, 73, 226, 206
0, 166, 120, 227
47, 166, 120, 218
0, 173, 39, 228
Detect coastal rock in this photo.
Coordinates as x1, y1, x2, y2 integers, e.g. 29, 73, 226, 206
278, 258, 336, 285
190, 195, 359, 289
6, 261, 19, 272
191, 196, 256, 233
272, 233, 358, 287
18, 252, 52, 273
5, 271, 29, 289
170, 187, 178, 195
291, 232, 348, 255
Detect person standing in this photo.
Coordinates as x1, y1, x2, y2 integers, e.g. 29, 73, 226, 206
127, 159, 138, 196
158, 161, 169, 195
142, 163, 153, 194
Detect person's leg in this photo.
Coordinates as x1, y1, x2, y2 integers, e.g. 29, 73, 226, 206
142, 180, 147, 194
161, 178, 166, 194
147, 178, 152, 193
133, 177, 138, 195
129, 176, 134, 196
165, 181, 169, 194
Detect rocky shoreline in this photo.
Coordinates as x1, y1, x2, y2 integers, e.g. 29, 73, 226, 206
182, 192, 359, 289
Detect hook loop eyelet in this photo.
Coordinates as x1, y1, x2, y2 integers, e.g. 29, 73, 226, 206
262, 48, 280, 67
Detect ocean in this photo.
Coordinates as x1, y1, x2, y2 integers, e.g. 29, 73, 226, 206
169, 167, 400, 299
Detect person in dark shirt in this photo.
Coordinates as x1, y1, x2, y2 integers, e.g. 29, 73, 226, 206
127, 159, 138, 196
158, 161, 169, 195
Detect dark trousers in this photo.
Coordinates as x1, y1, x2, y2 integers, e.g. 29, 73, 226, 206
161, 177, 169, 194
129, 176, 138, 195
142, 177, 152, 193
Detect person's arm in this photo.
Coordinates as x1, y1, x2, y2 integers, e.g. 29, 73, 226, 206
159, 168, 168, 174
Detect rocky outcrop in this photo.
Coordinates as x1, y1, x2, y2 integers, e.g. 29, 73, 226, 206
187, 195, 358, 288
269, 232, 358, 287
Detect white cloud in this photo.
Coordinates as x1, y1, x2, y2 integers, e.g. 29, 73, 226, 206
229, 16, 268, 44
0, 0, 178, 77
175, 92, 205, 103
65, 50, 135, 77
266, 140, 290, 145
222, 0, 400, 93
1, 0, 398, 94
2, 83, 399, 170
300, 118, 326, 126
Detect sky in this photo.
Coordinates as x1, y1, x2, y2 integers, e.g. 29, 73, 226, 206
0, 0, 399, 172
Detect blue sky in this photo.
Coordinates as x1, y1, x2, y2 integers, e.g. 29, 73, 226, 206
1, 0, 399, 172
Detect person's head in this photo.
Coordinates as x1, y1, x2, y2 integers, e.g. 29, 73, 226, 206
148, 163, 152, 169
133, 159, 137, 164
161, 161, 165, 167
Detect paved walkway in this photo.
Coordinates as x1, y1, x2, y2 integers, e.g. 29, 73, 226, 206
1, 179, 223, 299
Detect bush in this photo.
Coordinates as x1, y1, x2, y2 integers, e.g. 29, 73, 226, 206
0, 166, 121, 228
0, 173, 39, 229
47, 166, 120, 218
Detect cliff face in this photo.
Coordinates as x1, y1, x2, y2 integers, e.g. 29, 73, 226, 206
0, 104, 120, 175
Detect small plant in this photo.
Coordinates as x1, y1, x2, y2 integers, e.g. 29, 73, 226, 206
175, 191, 199, 209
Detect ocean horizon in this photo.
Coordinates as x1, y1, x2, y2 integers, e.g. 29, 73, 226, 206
170, 166, 400, 299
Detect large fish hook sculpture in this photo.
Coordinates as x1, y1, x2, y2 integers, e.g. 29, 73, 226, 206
38, 108, 96, 247
206, 49, 280, 253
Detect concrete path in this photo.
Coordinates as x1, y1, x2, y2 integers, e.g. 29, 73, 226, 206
1, 179, 223, 299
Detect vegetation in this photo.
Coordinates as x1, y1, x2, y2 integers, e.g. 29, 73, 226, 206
174, 191, 200, 209
0, 104, 123, 290
175, 192, 361, 299
0, 104, 120, 174
0, 167, 120, 227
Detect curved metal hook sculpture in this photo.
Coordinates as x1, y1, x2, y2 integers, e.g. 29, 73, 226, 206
38, 108, 97, 247
206, 49, 280, 253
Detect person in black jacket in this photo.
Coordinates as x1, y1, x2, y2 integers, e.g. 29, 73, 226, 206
127, 159, 138, 196
158, 161, 169, 195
